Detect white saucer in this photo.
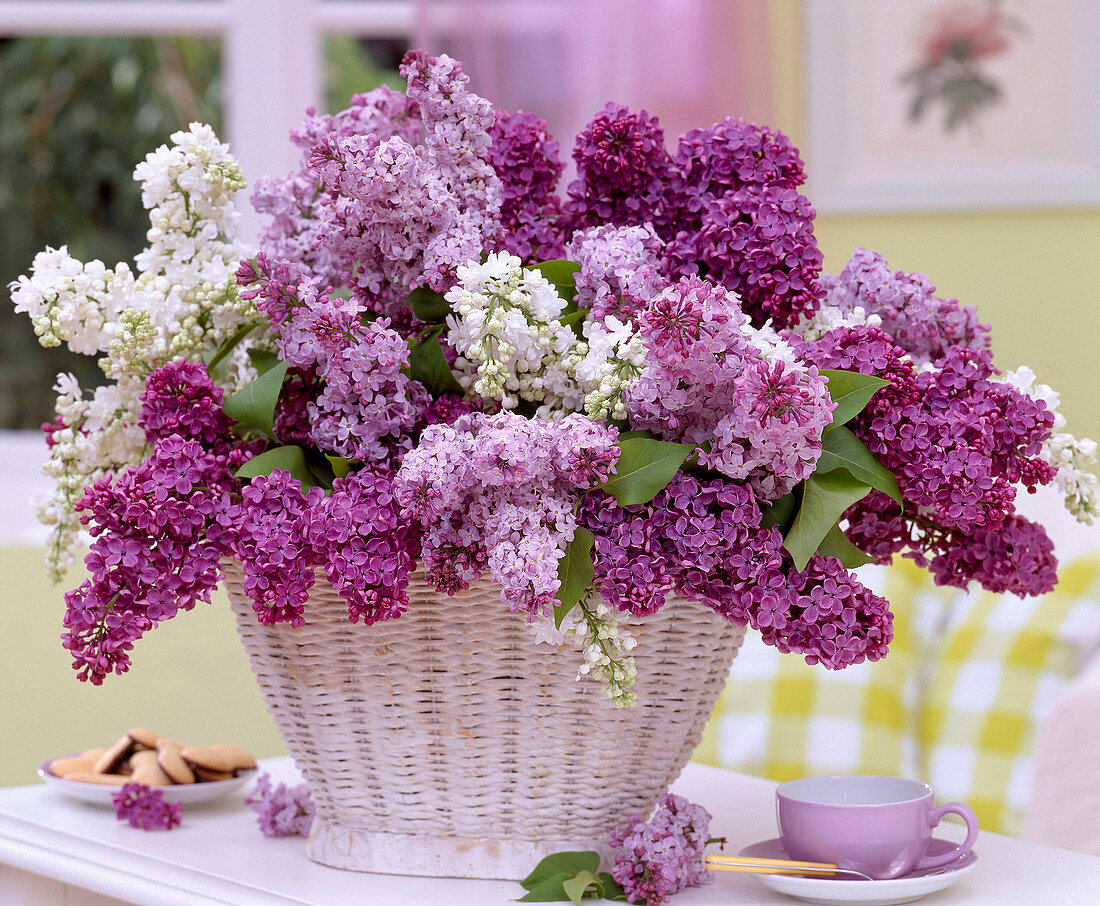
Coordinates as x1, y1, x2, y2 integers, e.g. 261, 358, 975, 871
735, 838, 978, 906
38, 755, 257, 807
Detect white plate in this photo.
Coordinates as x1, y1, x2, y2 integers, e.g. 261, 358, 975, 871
736, 838, 978, 906
38, 755, 257, 807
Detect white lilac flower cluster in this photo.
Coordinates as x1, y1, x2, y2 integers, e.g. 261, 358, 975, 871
1003, 366, 1099, 522
10, 123, 253, 576
445, 253, 581, 411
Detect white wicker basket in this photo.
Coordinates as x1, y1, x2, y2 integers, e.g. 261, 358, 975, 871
224, 560, 745, 879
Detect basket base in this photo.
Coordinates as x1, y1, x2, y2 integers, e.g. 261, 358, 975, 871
307, 816, 610, 880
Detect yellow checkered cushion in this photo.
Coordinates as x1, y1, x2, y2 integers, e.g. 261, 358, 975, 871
917, 555, 1100, 835
695, 555, 1100, 835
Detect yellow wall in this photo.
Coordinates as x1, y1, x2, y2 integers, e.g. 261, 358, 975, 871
1, 547, 286, 787
771, 1, 1100, 445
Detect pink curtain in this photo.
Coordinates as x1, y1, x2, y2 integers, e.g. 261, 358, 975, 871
413, 0, 776, 163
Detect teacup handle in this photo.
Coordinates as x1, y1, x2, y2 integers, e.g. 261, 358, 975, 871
916, 802, 980, 871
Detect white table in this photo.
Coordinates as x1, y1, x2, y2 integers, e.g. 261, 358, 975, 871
2, 758, 1098, 905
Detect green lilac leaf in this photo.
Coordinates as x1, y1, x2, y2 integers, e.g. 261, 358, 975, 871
532, 259, 581, 304
598, 437, 696, 506
325, 455, 354, 479
247, 348, 282, 375
784, 472, 872, 571
598, 873, 627, 900
408, 325, 463, 396
223, 360, 288, 440
518, 876, 575, 902
821, 369, 888, 427
562, 870, 602, 904
408, 285, 450, 322
521, 852, 601, 891
235, 445, 316, 489
761, 490, 799, 533
818, 523, 875, 569
817, 425, 902, 505
555, 527, 595, 628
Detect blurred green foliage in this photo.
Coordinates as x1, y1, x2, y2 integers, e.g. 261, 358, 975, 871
1, 34, 400, 430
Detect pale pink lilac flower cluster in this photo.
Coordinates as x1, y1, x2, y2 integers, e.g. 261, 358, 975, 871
608, 793, 713, 906
238, 254, 427, 461
486, 109, 566, 262
396, 412, 618, 616
303, 51, 501, 316
567, 224, 669, 324
244, 772, 315, 838
113, 783, 182, 830
627, 276, 833, 501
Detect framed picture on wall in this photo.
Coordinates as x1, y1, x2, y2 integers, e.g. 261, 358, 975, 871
804, 0, 1100, 212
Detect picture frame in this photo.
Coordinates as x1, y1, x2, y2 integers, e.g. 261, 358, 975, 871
803, 0, 1100, 212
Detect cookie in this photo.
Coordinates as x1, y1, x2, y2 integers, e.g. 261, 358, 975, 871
94, 734, 136, 775
180, 743, 256, 773
155, 739, 195, 784
192, 766, 236, 783
128, 727, 167, 750
65, 771, 129, 785
50, 748, 107, 778
129, 749, 172, 786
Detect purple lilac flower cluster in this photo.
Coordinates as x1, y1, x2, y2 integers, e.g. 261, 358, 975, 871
566, 103, 675, 231
244, 772, 315, 838
226, 465, 418, 627
789, 251, 1060, 596
581, 474, 892, 669
396, 412, 619, 616
627, 276, 834, 501
238, 254, 427, 461
821, 248, 991, 364
662, 118, 822, 328
487, 110, 566, 262
112, 783, 182, 830
608, 793, 713, 906
304, 51, 501, 315
567, 224, 669, 325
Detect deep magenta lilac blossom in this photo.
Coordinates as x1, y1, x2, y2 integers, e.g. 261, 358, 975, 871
565, 103, 675, 230
793, 321, 1059, 596
581, 474, 893, 670
63, 435, 235, 684
487, 109, 566, 261
113, 783, 182, 830
668, 185, 824, 328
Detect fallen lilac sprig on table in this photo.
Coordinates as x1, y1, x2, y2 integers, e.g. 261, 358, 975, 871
609, 794, 714, 905
112, 783, 181, 830
244, 772, 314, 838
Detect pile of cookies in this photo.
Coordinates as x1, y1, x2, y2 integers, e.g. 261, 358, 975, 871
50, 727, 256, 786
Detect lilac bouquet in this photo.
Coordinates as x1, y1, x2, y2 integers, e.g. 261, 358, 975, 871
11, 52, 1096, 705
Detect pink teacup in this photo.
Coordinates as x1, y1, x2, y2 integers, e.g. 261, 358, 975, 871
776, 774, 979, 880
